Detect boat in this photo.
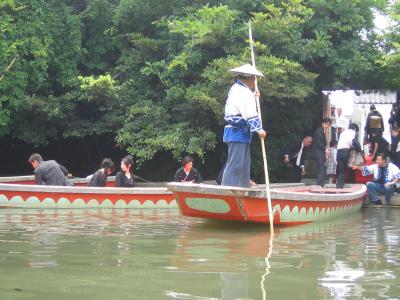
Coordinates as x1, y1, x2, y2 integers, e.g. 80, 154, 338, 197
167, 183, 367, 225
0, 175, 37, 185
0, 175, 117, 186
0, 182, 175, 208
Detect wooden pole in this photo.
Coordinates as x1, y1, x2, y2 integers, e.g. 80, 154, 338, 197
248, 21, 274, 234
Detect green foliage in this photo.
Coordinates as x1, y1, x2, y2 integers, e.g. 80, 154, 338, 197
251, 0, 386, 89
0, 0, 81, 144
0, 0, 22, 133
116, 98, 216, 164
379, 0, 400, 88
63, 74, 122, 137
80, 0, 119, 74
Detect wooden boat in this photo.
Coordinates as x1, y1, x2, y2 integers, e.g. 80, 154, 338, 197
167, 183, 367, 225
0, 175, 117, 186
0, 183, 175, 208
0, 175, 36, 185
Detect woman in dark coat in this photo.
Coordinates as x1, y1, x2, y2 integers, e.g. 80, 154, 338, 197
173, 156, 203, 183
115, 156, 135, 187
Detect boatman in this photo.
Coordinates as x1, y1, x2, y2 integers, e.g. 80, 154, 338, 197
221, 64, 267, 188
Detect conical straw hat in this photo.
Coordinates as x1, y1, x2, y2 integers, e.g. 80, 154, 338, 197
229, 63, 264, 77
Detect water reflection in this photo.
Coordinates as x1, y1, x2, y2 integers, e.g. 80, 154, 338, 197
171, 214, 369, 299
0, 209, 399, 299
318, 209, 400, 299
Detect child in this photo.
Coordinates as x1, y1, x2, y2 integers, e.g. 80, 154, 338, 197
326, 140, 338, 184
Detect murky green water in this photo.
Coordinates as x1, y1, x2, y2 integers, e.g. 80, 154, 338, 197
0, 208, 399, 300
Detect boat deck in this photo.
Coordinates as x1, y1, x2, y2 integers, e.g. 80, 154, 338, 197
273, 185, 361, 194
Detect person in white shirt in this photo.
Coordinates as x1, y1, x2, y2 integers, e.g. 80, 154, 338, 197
352, 154, 400, 205
336, 123, 361, 188
335, 107, 348, 137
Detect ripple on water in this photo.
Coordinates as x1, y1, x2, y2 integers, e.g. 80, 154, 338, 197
0, 208, 400, 299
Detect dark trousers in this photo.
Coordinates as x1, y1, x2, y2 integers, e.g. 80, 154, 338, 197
221, 142, 251, 188
314, 153, 326, 187
331, 127, 337, 141
336, 148, 351, 188
284, 163, 301, 183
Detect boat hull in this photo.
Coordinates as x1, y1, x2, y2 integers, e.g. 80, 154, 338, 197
167, 183, 366, 225
0, 175, 117, 186
0, 184, 176, 209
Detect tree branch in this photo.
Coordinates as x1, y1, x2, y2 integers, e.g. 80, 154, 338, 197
0, 56, 18, 82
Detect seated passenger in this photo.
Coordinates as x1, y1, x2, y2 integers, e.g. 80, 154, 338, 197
115, 156, 135, 187
88, 158, 114, 187
173, 156, 203, 183
28, 153, 71, 186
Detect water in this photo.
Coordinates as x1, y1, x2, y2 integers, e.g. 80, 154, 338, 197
0, 208, 399, 300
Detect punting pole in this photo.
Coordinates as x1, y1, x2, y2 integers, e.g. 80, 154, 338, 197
248, 20, 274, 234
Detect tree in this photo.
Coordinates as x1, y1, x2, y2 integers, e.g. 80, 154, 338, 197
0, 0, 81, 144
380, 0, 400, 88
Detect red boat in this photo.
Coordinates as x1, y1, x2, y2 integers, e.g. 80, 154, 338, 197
0, 175, 117, 186
167, 183, 366, 225
0, 175, 37, 185
0, 176, 175, 208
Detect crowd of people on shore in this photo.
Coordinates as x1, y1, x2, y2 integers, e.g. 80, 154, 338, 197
282, 102, 400, 205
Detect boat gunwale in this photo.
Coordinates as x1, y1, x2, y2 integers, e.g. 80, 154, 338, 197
0, 183, 171, 195
0, 175, 116, 184
0, 175, 36, 182
270, 185, 367, 201
167, 183, 367, 202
